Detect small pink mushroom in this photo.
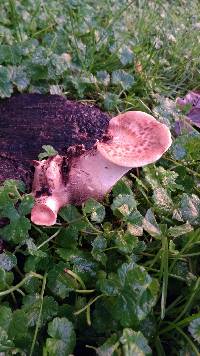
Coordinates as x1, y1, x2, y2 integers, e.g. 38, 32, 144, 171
31, 111, 172, 226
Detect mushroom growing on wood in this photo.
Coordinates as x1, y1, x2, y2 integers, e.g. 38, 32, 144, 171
0, 94, 172, 226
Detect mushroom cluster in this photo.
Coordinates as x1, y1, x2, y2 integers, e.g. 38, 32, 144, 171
0, 94, 172, 226
31, 111, 171, 225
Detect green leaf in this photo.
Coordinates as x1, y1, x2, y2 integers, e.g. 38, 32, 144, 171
188, 318, 200, 344
179, 194, 200, 225
0, 268, 13, 290
112, 70, 134, 90
31, 47, 49, 66
120, 329, 152, 356
144, 166, 183, 192
103, 92, 121, 111
0, 180, 24, 220
111, 194, 137, 217
96, 70, 110, 86
8, 310, 29, 341
0, 252, 17, 271
22, 295, 58, 327
18, 195, 34, 216
118, 45, 134, 66
84, 199, 105, 223
0, 327, 14, 352
38, 145, 58, 160
96, 334, 119, 355
112, 179, 133, 197
45, 317, 76, 356
92, 236, 107, 265
1, 216, 31, 243
47, 262, 77, 299
10, 65, 30, 91
0, 65, 13, 98
0, 306, 12, 332
0, 44, 21, 65
98, 262, 159, 327
115, 231, 138, 254
26, 238, 47, 258
168, 223, 193, 237
152, 188, 173, 213
59, 205, 85, 230
72, 254, 98, 282
143, 209, 161, 237
185, 135, 200, 161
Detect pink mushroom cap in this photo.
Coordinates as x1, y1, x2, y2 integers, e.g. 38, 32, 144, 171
97, 111, 172, 168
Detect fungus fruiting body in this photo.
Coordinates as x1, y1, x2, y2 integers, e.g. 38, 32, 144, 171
0, 94, 172, 226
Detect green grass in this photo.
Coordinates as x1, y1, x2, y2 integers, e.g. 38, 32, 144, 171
0, 0, 200, 355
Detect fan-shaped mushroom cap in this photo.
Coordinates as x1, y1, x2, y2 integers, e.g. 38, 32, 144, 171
97, 111, 172, 168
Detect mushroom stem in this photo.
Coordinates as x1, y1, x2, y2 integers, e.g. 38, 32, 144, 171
31, 194, 68, 226
68, 149, 129, 204
31, 155, 69, 226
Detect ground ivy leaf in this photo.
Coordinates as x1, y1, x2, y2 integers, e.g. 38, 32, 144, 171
84, 199, 105, 223
185, 135, 200, 161
112, 70, 134, 90
144, 166, 183, 192
188, 318, 200, 344
1, 216, 31, 243
47, 262, 76, 299
128, 210, 143, 227
152, 188, 173, 213
92, 236, 107, 265
96, 334, 119, 355
59, 205, 82, 221
115, 231, 138, 254
111, 194, 137, 218
56, 246, 80, 262
0, 268, 13, 290
0, 306, 12, 332
96, 70, 110, 86
0, 180, 24, 221
98, 262, 159, 327
103, 92, 121, 111
0, 327, 14, 352
118, 45, 134, 66
23, 276, 41, 294
0, 65, 13, 98
0, 252, 17, 271
18, 194, 34, 216
179, 193, 200, 225
22, 295, 58, 327
26, 238, 47, 258
38, 145, 58, 160
8, 310, 29, 341
120, 329, 152, 356
168, 223, 193, 237
93, 299, 120, 334
45, 317, 76, 356
10, 65, 30, 91
0, 202, 19, 222
112, 179, 133, 197
72, 254, 98, 282
143, 209, 161, 237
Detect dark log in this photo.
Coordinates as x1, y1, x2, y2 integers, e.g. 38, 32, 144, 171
0, 94, 110, 189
